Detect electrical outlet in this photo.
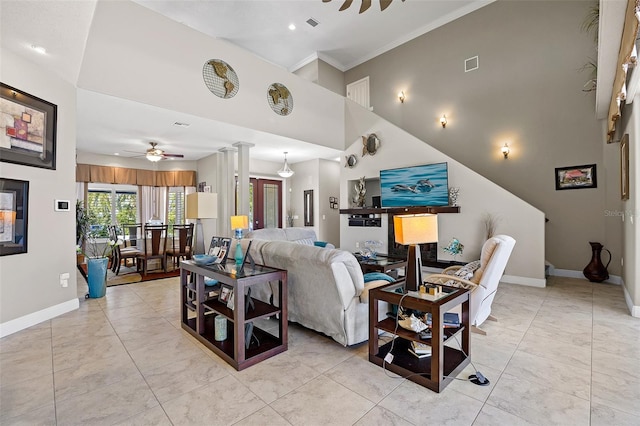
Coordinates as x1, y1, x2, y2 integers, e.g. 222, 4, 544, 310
60, 272, 69, 288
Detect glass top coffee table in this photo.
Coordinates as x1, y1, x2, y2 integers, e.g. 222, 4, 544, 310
354, 253, 406, 278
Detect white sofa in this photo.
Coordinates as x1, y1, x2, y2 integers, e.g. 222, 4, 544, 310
242, 239, 388, 346
246, 227, 335, 249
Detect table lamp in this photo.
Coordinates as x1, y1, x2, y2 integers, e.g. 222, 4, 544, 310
230, 215, 249, 266
186, 192, 218, 254
394, 214, 439, 292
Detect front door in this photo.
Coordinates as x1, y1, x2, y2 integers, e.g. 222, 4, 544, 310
250, 178, 282, 230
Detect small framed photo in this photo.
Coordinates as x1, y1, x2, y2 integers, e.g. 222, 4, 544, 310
555, 164, 597, 190
218, 284, 233, 304
203, 185, 211, 193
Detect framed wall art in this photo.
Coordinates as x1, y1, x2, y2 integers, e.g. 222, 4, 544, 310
0, 83, 57, 170
0, 178, 29, 256
555, 164, 597, 190
621, 134, 629, 200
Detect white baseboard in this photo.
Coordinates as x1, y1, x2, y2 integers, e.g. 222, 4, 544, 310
501, 274, 546, 288
423, 265, 547, 288
552, 269, 622, 285
622, 281, 640, 318
0, 298, 79, 338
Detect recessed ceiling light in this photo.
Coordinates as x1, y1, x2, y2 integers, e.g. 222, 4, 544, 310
114, 153, 120, 156
30, 44, 46, 55
173, 121, 190, 127
288, 23, 296, 31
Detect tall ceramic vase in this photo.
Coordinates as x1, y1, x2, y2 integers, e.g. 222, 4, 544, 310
583, 242, 611, 283
87, 257, 108, 298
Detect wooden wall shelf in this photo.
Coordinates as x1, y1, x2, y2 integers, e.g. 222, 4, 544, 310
339, 206, 460, 215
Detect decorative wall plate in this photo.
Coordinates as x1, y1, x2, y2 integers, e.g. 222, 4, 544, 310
267, 83, 293, 116
345, 154, 357, 168
362, 133, 380, 156
203, 59, 239, 99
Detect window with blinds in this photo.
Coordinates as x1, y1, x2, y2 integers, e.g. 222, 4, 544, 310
168, 186, 186, 232
87, 184, 138, 237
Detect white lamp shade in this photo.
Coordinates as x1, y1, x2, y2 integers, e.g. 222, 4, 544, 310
394, 214, 438, 245
186, 193, 218, 219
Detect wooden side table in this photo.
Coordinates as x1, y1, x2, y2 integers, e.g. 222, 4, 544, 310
368, 281, 470, 392
180, 260, 287, 370
355, 254, 406, 278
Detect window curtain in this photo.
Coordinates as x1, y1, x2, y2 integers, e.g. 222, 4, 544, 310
140, 186, 169, 224
607, 0, 640, 142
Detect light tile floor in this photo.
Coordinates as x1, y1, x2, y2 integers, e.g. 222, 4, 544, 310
1, 275, 639, 425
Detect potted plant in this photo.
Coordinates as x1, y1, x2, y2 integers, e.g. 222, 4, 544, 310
76, 200, 90, 265
77, 234, 119, 298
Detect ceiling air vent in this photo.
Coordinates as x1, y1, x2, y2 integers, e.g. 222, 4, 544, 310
465, 56, 479, 73
306, 18, 319, 27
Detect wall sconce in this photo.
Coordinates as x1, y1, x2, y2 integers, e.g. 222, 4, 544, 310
398, 91, 405, 103
440, 115, 447, 128
501, 143, 510, 159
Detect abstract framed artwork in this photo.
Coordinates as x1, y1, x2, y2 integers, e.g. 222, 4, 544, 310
0, 178, 29, 256
0, 83, 57, 170
621, 134, 629, 200
555, 164, 597, 190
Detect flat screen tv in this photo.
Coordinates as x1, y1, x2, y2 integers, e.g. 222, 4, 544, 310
380, 162, 449, 207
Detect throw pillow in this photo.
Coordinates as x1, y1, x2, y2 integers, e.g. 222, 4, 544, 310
452, 260, 481, 281
363, 272, 396, 283
314, 241, 328, 248
294, 238, 314, 246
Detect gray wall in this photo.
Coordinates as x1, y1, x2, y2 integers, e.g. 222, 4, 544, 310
1, 48, 79, 330
344, 0, 612, 273
294, 59, 345, 97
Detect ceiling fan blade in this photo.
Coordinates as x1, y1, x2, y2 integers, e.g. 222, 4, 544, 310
380, 0, 392, 11
322, 0, 332, 2
162, 153, 184, 158
339, 0, 353, 11
359, 0, 372, 13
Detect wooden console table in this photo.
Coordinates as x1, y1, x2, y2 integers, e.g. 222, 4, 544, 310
369, 281, 470, 392
180, 260, 287, 370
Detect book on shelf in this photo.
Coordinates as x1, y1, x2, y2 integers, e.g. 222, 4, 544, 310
411, 340, 432, 354
408, 348, 430, 358
425, 312, 460, 328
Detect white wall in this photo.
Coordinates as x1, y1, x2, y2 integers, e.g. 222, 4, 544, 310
78, 1, 346, 153
0, 49, 79, 335
318, 159, 341, 247
618, 98, 639, 316
341, 100, 546, 286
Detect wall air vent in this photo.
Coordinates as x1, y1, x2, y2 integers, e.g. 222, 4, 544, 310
465, 56, 479, 72
306, 18, 319, 27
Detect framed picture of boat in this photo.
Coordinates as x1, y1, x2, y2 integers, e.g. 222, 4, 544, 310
555, 164, 597, 190
380, 162, 449, 207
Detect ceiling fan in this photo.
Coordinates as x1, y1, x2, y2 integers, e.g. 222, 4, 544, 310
323, 0, 404, 14
126, 142, 185, 162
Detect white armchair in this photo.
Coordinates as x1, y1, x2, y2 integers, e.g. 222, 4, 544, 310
424, 235, 516, 334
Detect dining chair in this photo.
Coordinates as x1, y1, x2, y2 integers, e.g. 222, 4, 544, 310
107, 224, 141, 275
121, 223, 142, 248
137, 223, 169, 275
166, 223, 194, 268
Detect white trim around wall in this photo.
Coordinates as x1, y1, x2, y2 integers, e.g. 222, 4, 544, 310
552, 268, 623, 285
623, 281, 640, 318
0, 298, 79, 338
501, 274, 546, 288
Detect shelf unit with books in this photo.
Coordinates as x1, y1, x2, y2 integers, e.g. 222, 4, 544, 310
180, 260, 288, 371
368, 281, 470, 393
